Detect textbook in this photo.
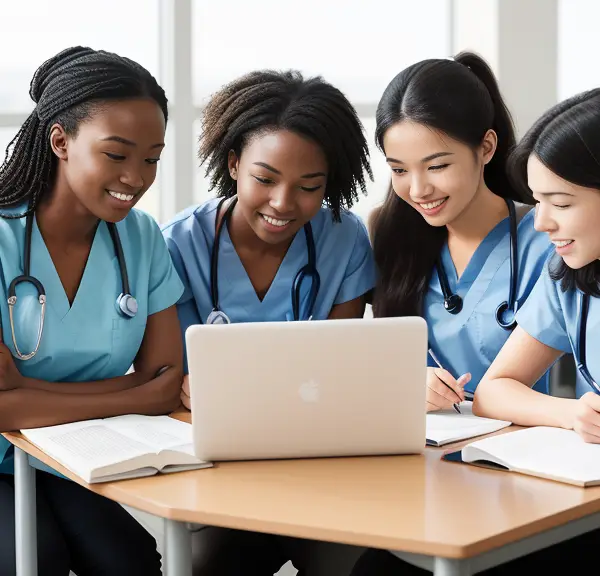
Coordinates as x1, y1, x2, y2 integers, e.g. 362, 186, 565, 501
451, 426, 600, 487
21, 415, 212, 483
426, 401, 512, 446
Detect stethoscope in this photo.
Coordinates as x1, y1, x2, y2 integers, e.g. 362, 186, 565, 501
204, 197, 320, 325
3, 211, 137, 361
576, 292, 599, 394
437, 198, 519, 330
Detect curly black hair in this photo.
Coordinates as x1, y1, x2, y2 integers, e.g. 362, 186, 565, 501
0, 46, 168, 218
198, 69, 372, 221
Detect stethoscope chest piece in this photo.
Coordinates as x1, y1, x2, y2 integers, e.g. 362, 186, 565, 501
116, 293, 138, 318
443, 293, 463, 315
495, 300, 518, 330
206, 309, 231, 325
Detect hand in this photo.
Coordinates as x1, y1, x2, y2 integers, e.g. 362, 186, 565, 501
572, 392, 600, 443
181, 375, 191, 411
0, 340, 24, 391
426, 367, 471, 412
136, 366, 181, 414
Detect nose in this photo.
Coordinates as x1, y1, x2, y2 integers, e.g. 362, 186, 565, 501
408, 174, 434, 202
120, 165, 144, 190
534, 203, 557, 233
268, 185, 295, 214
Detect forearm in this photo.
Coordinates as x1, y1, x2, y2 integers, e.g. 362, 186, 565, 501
20, 371, 150, 395
0, 369, 181, 432
473, 378, 578, 429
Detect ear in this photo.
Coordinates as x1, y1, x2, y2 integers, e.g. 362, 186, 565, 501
480, 129, 498, 165
49, 123, 69, 160
227, 150, 240, 180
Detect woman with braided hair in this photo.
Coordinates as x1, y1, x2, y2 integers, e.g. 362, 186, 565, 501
162, 70, 375, 574
0, 47, 184, 575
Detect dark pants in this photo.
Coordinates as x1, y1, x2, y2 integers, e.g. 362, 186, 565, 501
0, 471, 162, 576
192, 526, 364, 575
350, 528, 600, 576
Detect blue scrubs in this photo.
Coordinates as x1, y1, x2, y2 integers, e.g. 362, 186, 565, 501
517, 257, 599, 398
0, 207, 183, 474
162, 198, 376, 370
425, 207, 553, 394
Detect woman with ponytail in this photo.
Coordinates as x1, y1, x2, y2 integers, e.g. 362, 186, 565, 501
371, 51, 552, 412
0, 47, 184, 575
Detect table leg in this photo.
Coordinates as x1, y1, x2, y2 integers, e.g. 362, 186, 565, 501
434, 557, 470, 576
15, 448, 37, 576
164, 518, 192, 576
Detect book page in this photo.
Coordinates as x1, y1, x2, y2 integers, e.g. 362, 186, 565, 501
427, 402, 511, 445
464, 427, 600, 485
103, 415, 194, 453
22, 424, 151, 472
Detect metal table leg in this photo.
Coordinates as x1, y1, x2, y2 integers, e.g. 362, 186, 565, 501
15, 448, 37, 576
164, 518, 192, 576
434, 557, 471, 576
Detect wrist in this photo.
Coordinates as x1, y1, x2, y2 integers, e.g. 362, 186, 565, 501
558, 398, 579, 430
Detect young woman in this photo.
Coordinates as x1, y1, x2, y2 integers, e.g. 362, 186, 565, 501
370, 51, 552, 412
162, 70, 375, 575
350, 87, 600, 576
0, 47, 184, 575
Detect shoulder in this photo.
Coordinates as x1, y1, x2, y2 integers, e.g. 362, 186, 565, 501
311, 207, 369, 246
0, 206, 28, 249
161, 198, 219, 242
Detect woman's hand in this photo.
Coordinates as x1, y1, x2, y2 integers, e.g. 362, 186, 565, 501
181, 375, 191, 411
572, 392, 600, 443
426, 367, 471, 412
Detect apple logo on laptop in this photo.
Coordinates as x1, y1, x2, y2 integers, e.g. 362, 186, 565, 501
298, 379, 320, 403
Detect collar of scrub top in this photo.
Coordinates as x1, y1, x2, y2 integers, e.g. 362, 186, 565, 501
204, 196, 320, 325
2, 208, 137, 361
436, 197, 519, 330
576, 292, 600, 394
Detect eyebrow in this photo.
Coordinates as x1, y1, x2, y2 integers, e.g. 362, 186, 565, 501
253, 162, 326, 178
101, 136, 165, 149
386, 152, 454, 164
536, 191, 574, 197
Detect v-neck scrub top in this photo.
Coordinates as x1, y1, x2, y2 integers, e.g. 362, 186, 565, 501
0, 206, 184, 474
162, 198, 376, 371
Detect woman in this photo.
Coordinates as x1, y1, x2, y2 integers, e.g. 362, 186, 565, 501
0, 47, 184, 575
162, 69, 375, 575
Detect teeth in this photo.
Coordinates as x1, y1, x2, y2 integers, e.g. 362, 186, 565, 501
108, 190, 135, 202
553, 240, 573, 248
262, 214, 291, 227
421, 198, 447, 210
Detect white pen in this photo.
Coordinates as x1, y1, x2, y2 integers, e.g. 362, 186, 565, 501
428, 348, 462, 414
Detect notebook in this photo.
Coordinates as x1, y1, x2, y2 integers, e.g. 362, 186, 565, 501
426, 401, 512, 446
450, 426, 600, 487
21, 415, 212, 483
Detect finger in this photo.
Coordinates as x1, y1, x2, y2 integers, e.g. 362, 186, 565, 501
182, 375, 190, 396
426, 382, 458, 409
432, 369, 464, 403
582, 392, 600, 413
180, 389, 191, 411
426, 401, 443, 412
576, 422, 600, 443
457, 373, 472, 387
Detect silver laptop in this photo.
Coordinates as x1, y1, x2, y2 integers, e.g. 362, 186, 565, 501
186, 317, 427, 461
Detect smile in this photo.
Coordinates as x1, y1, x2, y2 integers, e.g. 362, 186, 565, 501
107, 190, 136, 202
419, 198, 447, 210
261, 213, 293, 227
552, 240, 573, 248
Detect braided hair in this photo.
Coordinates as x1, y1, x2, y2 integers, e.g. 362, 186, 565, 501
0, 46, 168, 218
199, 70, 372, 222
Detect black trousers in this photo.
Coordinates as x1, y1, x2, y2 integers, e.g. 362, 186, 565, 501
350, 528, 600, 576
0, 471, 162, 576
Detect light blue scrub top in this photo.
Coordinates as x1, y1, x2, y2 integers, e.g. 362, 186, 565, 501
0, 207, 184, 475
424, 207, 553, 394
162, 198, 376, 371
517, 258, 599, 398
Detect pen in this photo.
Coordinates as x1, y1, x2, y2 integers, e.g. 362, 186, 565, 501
428, 348, 462, 414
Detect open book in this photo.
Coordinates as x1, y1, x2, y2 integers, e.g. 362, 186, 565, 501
21, 415, 212, 483
459, 426, 600, 487
426, 401, 512, 446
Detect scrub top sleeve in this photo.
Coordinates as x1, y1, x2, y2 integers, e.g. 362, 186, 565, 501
147, 219, 184, 316
516, 260, 571, 353
333, 214, 377, 305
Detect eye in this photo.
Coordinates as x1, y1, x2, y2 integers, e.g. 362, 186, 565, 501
104, 152, 126, 161
553, 204, 570, 210
252, 175, 273, 185
145, 158, 161, 165
301, 185, 322, 193
428, 164, 449, 171
391, 168, 406, 175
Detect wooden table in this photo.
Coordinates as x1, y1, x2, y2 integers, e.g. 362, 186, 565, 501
6, 412, 600, 576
